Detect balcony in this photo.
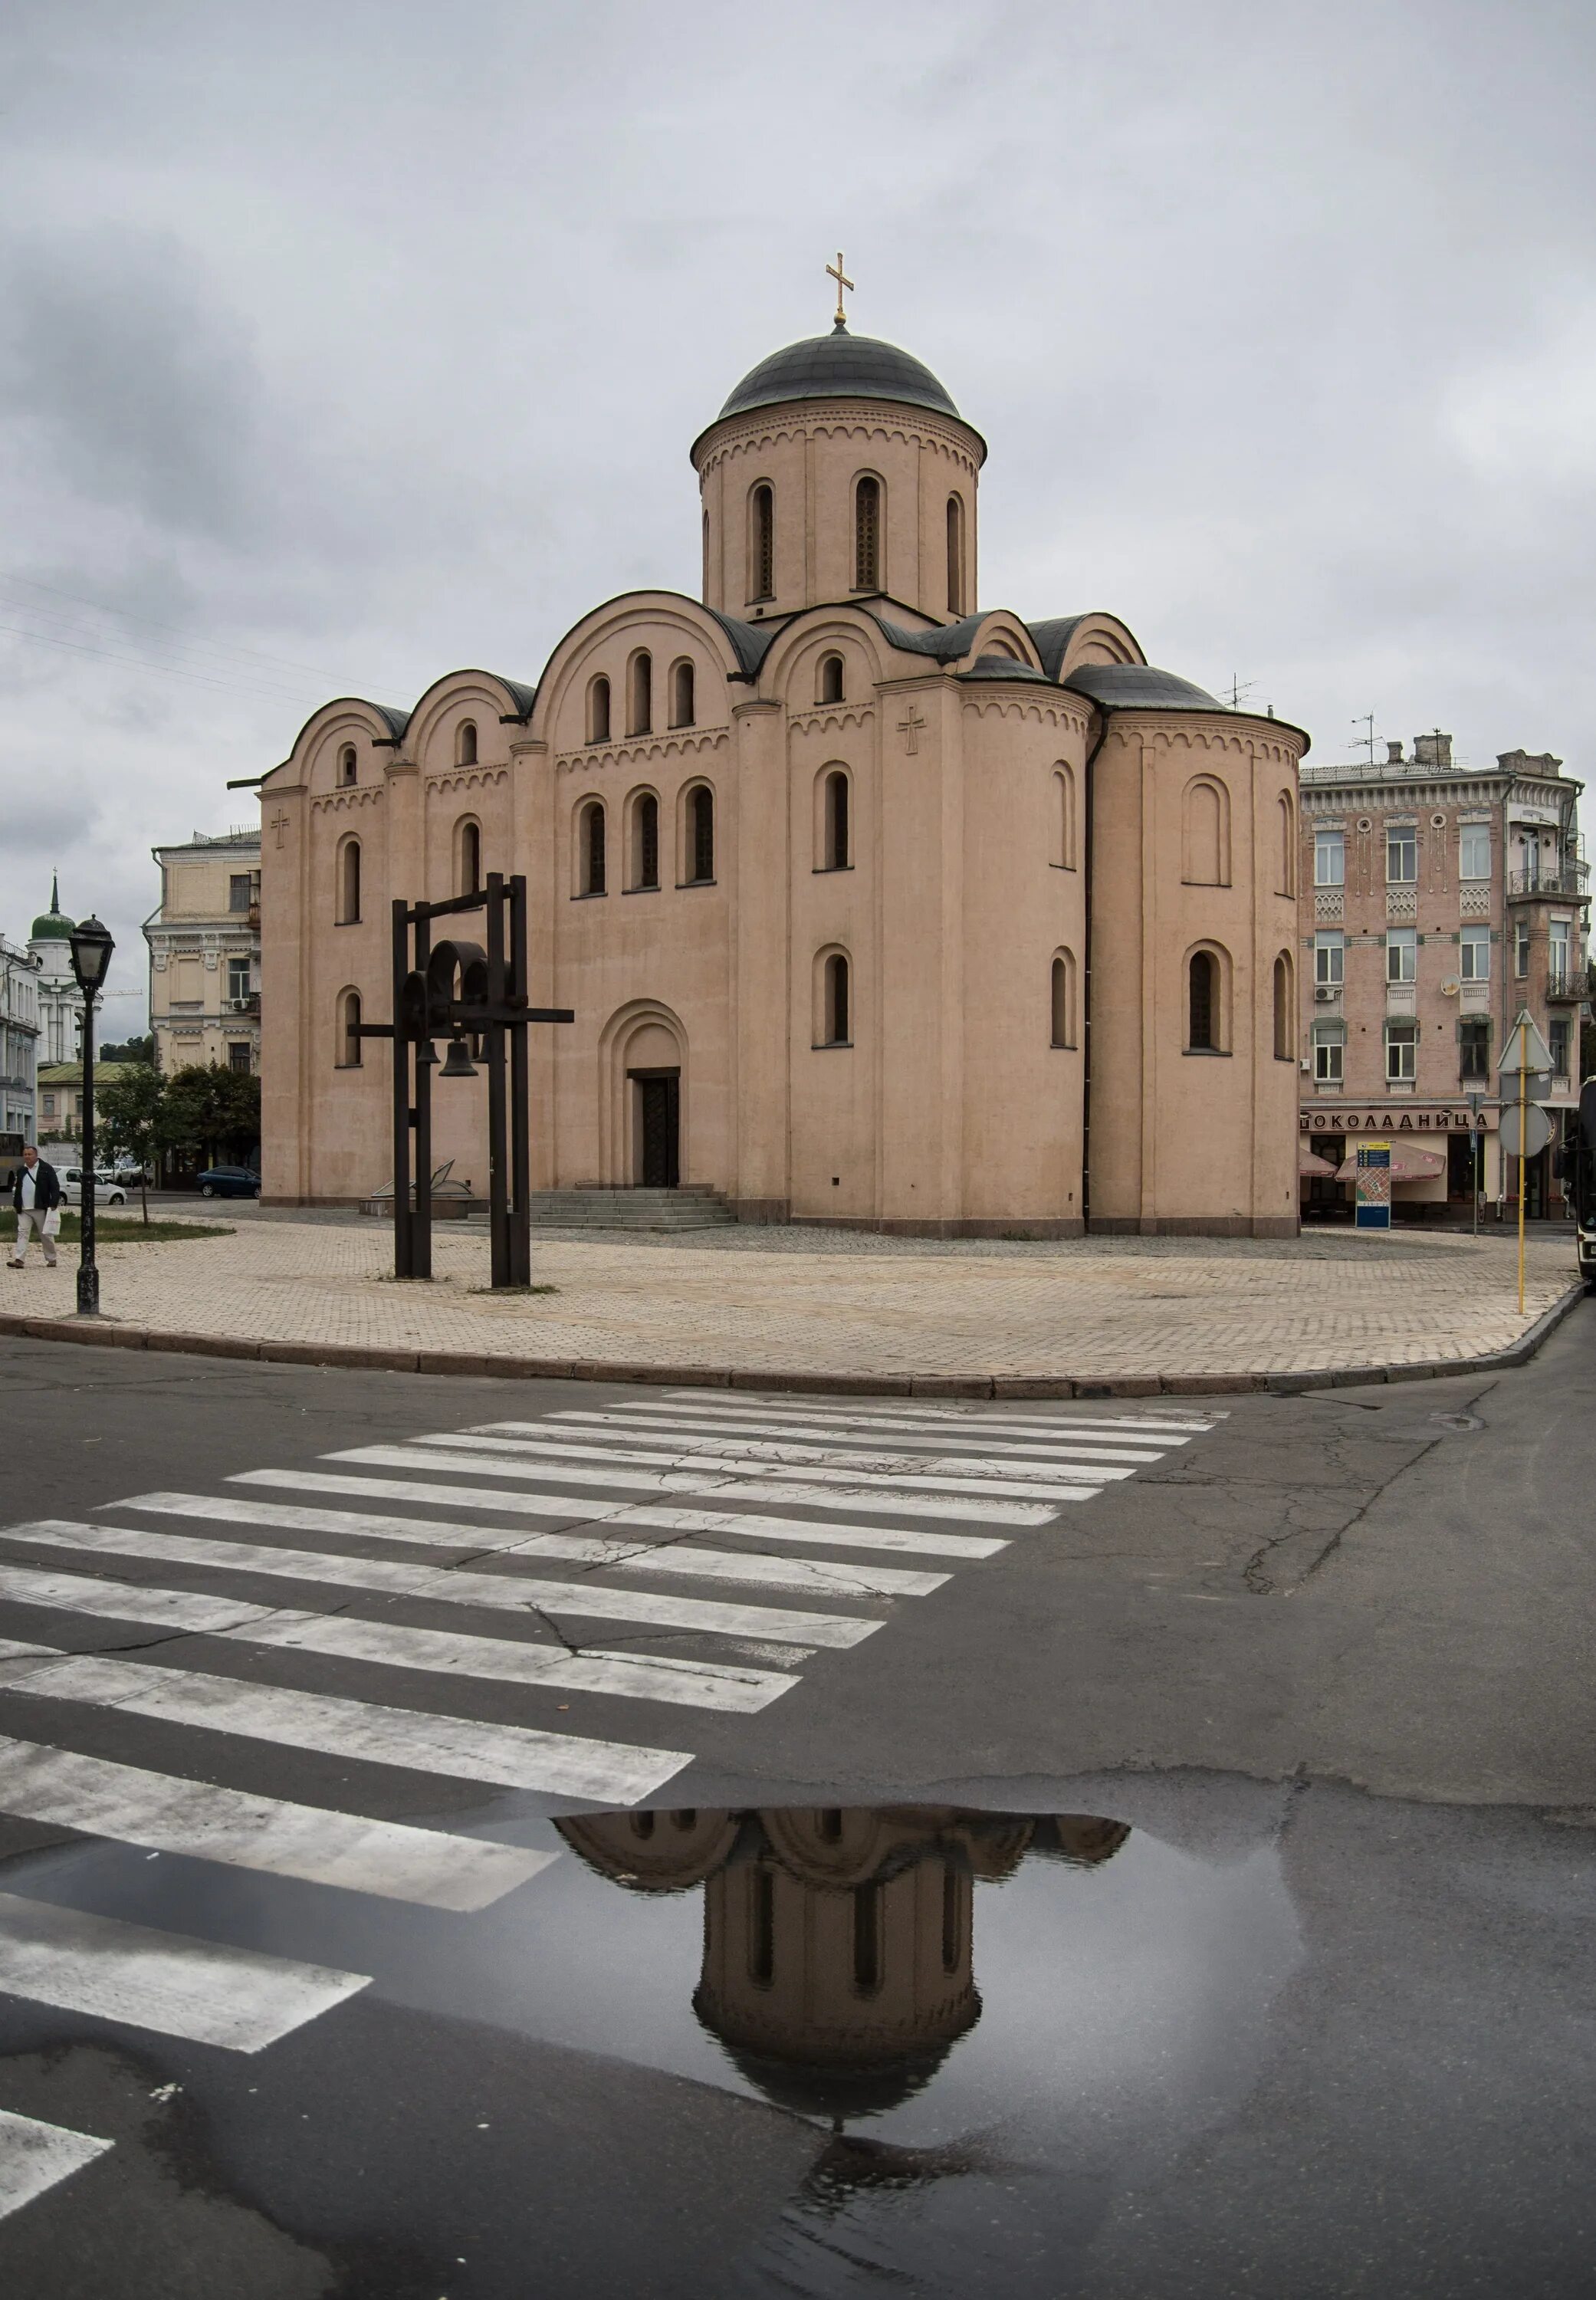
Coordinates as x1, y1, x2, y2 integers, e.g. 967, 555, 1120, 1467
227, 994, 261, 1015
1545, 972, 1585, 1004
1507, 867, 1589, 901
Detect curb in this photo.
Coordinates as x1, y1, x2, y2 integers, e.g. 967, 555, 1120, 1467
0, 1280, 1583, 1398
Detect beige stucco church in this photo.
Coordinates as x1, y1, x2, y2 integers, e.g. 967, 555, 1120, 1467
259, 294, 1308, 1234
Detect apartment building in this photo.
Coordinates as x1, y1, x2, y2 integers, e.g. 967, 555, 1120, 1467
1298, 734, 1587, 1216
0, 932, 40, 1140
145, 828, 261, 1076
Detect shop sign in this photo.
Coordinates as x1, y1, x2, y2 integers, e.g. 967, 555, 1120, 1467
1299, 1108, 1479, 1134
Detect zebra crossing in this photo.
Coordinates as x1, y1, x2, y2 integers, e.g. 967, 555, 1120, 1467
0, 1385, 1217, 2220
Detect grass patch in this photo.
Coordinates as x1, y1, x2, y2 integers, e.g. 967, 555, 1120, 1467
2, 1214, 232, 1245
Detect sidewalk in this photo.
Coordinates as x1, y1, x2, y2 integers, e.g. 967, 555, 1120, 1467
0, 1217, 1580, 1394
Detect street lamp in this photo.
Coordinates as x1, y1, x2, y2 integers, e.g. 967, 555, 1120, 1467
67, 916, 115, 1316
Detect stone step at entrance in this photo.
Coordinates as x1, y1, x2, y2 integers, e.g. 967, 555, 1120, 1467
524, 1187, 735, 1231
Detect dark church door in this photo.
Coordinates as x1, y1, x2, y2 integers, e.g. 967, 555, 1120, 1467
633, 1070, 680, 1188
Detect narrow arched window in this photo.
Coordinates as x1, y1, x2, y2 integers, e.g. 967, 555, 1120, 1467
337, 838, 361, 924
946, 494, 964, 615
750, 483, 774, 602
685, 784, 714, 883
1188, 951, 1217, 1050
580, 800, 606, 895
457, 819, 481, 897
588, 675, 611, 744
852, 1881, 882, 1994
339, 989, 362, 1068
1278, 791, 1296, 897
1181, 777, 1230, 886
1051, 951, 1077, 1047
1053, 764, 1077, 870
1273, 951, 1294, 1060
749, 1868, 775, 1987
823, 770, 849, 869
457, 719, 478, 767
941, 1865, 962, 1973
632, 792, 659, 890
701, 508, 710, 600
628, 651, 652, 738
823, 951, 851, 1046
670, 659, 695, 728
338, 744, 357, 787
819, 653, 844, 705
854, 475, 881, 590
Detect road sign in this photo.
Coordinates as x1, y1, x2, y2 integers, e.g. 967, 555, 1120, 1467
1499, 1010, 1554, 1074
1499, 1102, 1552, 1160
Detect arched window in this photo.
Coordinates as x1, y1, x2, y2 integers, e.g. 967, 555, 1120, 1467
750, 482, 774, 602
819, 950, 851, 1046
819, 653, 844, 705
338, 744, 357, 787
1273, 951, 1295, 1060
628, 650, 652, 738
946, 493, 965, 615
456, 818, 481, 897
749, 1867, 775, 1987
1188, 950, 1218, 1050
337, 838, 361, 925
579, 800, 606, 895
588, 675, 611, 744
457, 719, 478, 767
1053, 764, 1077, 869
685, 784, 714, 884
823, 770, 850, 870
701, 508, 710, 600
854, 475, 881, 591
670, 659, 695, 729
1181, 776, 1230, 886
1051, 951, 1077, 1048
852, 1881, 882, 1995
630, 790, 660, 890
1277, 790, 1296, 896
337, 988, 362, 1068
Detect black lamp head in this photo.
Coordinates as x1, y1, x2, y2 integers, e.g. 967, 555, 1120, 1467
68, 915, 115, 994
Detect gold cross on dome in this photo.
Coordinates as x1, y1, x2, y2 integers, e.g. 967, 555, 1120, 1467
826, 250, 855, 329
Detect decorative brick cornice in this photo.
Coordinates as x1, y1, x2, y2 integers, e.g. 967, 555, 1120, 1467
961, 697, 1084, 731
698, 402, 980, 480
310, 786, 384, 816
425, 765, 509, 794
786, 704, 874, 737
555, 728, 726, 776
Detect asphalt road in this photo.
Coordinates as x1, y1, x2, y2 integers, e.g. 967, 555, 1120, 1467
0, 1316, 1591, 2296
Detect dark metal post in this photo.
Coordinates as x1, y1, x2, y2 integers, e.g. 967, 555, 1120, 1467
391, 898, 412, 1278
77, 995, 99, 1316
485, 872, 510, 1287
413, 906, 433, 1280
509, 873, 531, 1286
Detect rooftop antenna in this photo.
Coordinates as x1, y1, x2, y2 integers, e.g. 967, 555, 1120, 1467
1223, 673, 1259, 710
1352, 711, 1376, 767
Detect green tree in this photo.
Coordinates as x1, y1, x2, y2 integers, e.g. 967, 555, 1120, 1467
159, 1063, 261, 1173
99, 1034, 156, 1066
98, 1065, 166, 1225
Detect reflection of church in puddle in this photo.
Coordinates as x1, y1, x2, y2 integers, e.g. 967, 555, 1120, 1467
559, 1805, 1128, 2115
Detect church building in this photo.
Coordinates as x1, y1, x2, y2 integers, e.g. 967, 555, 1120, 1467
259, 288, 1307, 1235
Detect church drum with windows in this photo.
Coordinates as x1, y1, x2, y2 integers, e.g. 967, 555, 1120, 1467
259, 306, 1307, 1235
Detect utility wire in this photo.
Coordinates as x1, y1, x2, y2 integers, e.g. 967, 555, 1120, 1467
0, 567, 350, 685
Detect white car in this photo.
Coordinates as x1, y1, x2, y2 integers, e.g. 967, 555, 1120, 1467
59, 1168, 128, 1207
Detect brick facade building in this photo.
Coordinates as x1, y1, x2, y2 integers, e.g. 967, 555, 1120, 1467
1298, 734, 1587, 1217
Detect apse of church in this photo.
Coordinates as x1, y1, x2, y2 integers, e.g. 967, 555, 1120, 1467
259, 270, 1306, 1234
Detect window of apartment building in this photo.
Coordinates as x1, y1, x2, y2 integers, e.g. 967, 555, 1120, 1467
1387, 825, 1418, 883
1460, 824, 1491, 880
228, 873, 253, 913
227, 958, 251, 1003
1314, 827, 1345, 887
1459, 1017, 1490, 1080
41, 1093, 54, 1119
1385, 1018, 1418, 1083
1515, 920, 1530, 977
1314, 931, 1345, 990
1386, 927, 1417, 984
1460, 924, 1490, 981
1550, 1014, 1572, 1080
1548, 918, 1572, 990
228, 1042, 251, 1074
1312, 1020, 1345, 1084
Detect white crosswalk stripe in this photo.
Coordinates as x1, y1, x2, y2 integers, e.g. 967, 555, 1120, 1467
0, 1889, 371, 2051
0, 1730, 552, 1910
0, 1392, 1207, 2075
0, 2108, 113, 2222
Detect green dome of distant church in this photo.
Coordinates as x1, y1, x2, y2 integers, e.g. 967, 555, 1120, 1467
31, 872, 71, 941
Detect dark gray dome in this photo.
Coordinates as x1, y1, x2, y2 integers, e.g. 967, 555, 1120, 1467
1063, 664, 1227, 711
716, 325, 962, 425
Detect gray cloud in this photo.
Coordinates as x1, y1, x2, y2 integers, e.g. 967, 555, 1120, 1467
2, 0, 1594, 1015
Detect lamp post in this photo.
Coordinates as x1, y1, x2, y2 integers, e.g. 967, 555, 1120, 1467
67, 916, 115, 1316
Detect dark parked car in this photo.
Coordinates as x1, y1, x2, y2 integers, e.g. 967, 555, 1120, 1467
195, 1166, 261, 1199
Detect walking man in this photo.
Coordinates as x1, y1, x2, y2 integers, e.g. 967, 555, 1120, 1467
9, 1144, 63, 1269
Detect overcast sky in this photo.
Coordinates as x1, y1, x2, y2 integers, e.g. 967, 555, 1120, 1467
3, 1, 1592, 1028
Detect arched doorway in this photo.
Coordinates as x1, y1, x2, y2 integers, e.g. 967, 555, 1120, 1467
599, 1004, 687, 1187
